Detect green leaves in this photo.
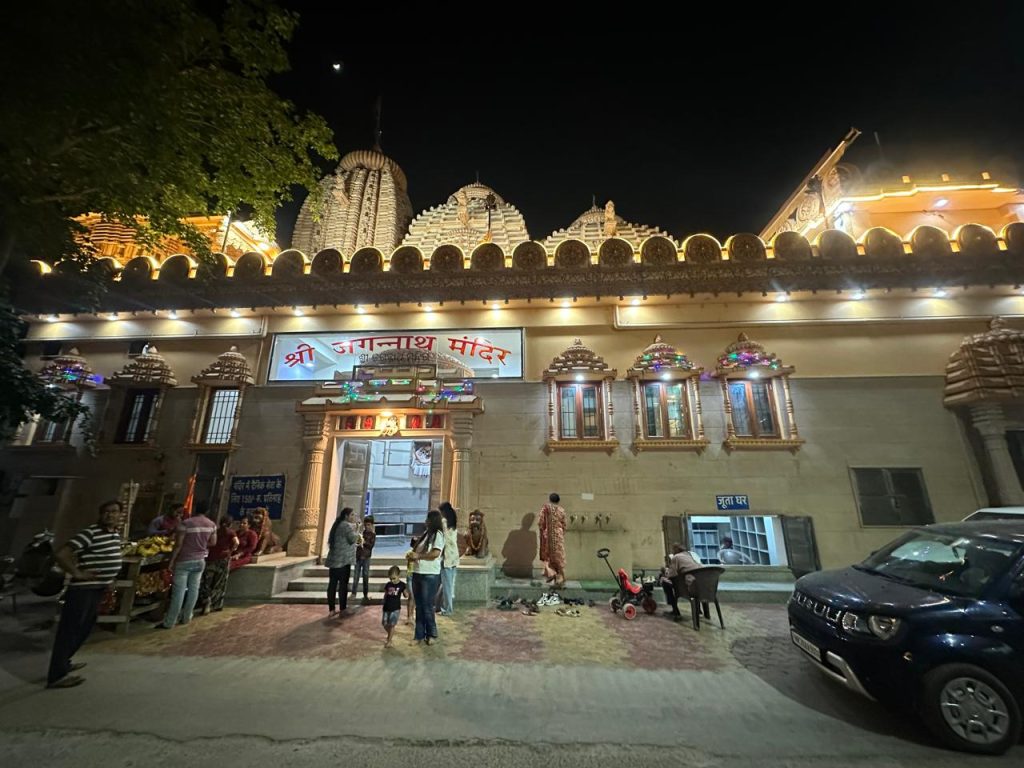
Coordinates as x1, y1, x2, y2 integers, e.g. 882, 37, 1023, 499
0, 0, 336, 441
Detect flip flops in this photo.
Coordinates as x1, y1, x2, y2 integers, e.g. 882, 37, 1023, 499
555, 608, 581, 617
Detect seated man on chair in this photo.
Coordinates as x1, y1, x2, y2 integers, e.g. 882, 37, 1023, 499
660, 543, 702, 621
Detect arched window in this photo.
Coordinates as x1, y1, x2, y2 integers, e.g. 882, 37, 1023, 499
714, 333, 802, 451
627, 336, 708, 452
542, 339, 618, 453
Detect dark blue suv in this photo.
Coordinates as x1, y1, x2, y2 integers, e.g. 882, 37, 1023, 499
788, 521, 1024, 755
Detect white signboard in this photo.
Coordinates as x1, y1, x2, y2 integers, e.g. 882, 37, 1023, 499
268, 328, 524, 382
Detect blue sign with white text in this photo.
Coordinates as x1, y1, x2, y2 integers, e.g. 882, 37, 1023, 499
715, 495, 750, 511
227, 475, 286, 520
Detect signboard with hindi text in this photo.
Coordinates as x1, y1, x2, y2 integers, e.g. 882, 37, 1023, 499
227, 475, 286, 520
268, 328, 524, 382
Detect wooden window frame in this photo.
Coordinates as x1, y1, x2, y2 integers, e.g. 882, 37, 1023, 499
727, 379, 780, 439
642, 380, 691, 439
556, 382, 604, 440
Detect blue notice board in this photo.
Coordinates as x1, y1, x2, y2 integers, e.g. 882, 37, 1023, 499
227, 475, 286, 520
715, 494, 750, 511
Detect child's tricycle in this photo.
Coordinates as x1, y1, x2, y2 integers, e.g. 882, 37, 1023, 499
597, 547, 658, 620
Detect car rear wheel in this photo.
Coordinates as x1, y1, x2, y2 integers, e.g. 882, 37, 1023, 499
920, 663, 1021, 755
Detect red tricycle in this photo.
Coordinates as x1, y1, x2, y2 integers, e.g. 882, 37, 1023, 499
597, 547, 658, 620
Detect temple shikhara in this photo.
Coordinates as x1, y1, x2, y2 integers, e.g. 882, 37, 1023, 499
4, 132, 1024, 601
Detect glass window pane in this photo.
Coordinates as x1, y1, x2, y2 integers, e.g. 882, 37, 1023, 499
203, 388, 240, 444
751, 382, 776, 435
559, 386, 578, 439
581, 386, 600, 437
728, 382, 753, 436
665, 383, 687, 437
123, 393, 148, 442
644, 383, 663, 438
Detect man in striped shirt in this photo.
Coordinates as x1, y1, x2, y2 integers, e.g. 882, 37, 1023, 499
47, 500, 125, 689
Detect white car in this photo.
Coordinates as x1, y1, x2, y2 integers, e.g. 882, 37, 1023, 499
962, 506, 1024, 522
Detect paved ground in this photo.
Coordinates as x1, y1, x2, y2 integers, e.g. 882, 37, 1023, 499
0, 596, 1020, 767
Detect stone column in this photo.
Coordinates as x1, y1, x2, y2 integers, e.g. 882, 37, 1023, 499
449, 412, 474, 511
287, 415, 330, 556
970, 403, 1024, 505
781, 376, 800, 439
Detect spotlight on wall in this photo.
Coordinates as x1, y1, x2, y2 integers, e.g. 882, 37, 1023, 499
167, 310, 179, 320
423, 305, 434, 313
230, 309, 241, 318
933, 198, 950, 209
850, 290, 866, 301
749, 370, 761, 379
355, 305, 366, 314
630, 297, 641, 306
933, 288, 949, 298
45, 314, 58, 323
293, 307, 304, 316
490, 303, 501, 311
560, 301, 571, 309
774, 294, 789, 303
107, 312, 118, 321
575, 374, 584, 382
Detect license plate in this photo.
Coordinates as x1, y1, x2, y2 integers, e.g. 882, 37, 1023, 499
791, 630, 821, 661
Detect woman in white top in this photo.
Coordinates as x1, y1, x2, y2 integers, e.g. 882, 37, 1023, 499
408, 509, 445, 644
438, 502, 460, 616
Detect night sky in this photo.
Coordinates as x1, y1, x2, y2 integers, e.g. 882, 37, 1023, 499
274, 2, 1024, 246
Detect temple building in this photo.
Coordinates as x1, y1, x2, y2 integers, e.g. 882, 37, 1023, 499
4, 134, 1024, 600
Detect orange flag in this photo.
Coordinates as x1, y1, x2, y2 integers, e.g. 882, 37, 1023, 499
182, 474, 196, 519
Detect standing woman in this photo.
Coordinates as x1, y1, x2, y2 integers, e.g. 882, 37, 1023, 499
325, 507, 358, 617
538, 492, 567, 589
408, 509, 445, 644
438, 502, 460, 616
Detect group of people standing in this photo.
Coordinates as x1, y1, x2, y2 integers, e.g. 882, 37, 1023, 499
148, 502, 264, 630
323, 502, 461, 647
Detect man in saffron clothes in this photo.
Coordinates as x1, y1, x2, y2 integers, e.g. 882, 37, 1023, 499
538, 492, 567, 588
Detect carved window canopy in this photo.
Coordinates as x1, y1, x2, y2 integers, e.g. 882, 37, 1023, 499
714, 333, 803, 452
627, 335, 708, 453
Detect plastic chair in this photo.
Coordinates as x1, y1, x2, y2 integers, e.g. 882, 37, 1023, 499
684, 566, 725, 631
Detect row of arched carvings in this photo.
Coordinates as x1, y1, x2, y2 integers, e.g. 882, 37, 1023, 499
33, 223, 1024, 284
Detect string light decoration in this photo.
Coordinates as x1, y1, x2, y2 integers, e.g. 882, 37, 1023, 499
715, 333, 785, 373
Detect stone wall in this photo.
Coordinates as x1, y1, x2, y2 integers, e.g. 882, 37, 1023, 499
466, 377, 982, 572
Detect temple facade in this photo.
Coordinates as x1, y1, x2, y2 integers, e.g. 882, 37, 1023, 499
5, 138, 1024, 589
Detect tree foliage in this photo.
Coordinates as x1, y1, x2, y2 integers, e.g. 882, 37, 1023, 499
0, 0, 335, 266
0, 0, 336, 439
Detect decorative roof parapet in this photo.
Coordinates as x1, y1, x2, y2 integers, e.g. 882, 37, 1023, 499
715, 333, 793, 377
193, 346, 255, 386
110, 345, 177, 387
627, 335, 698, 378
38, 347, 99, 390
544, 200, 671, 252
543, 338, 617, 379
944, 317, 1024, 407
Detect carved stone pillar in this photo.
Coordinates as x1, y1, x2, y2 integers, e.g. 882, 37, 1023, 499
781, 376, 800, 439
288, 415, 331, 556
449, 412, 474, 511
720, 379, 737, 440
970, 403, 1024, 505
692, 379, 706, 440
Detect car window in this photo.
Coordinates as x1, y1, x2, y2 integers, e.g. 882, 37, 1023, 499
968, 511, 1024, 521
862, 531, 1021, 597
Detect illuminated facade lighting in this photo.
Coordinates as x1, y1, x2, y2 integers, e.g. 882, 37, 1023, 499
293, 307, 304, 316
934, 288, 949, 298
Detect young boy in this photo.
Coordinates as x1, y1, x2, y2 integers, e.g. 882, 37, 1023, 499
351, 515, 376, 605
382, 565, 407, 648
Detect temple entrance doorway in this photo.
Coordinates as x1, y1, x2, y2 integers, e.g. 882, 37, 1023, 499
323, 437, 445, 557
